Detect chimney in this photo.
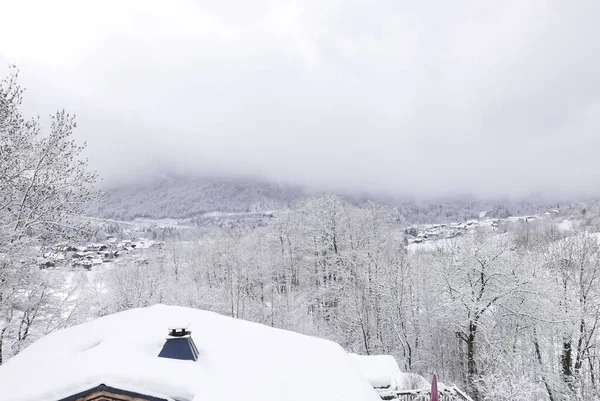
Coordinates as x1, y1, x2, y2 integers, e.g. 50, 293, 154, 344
169, 328, 191, 337
158, 326, 199, 361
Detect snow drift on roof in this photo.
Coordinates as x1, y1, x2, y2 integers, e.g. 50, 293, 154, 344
0, 305, 379, 401
348, 353, 429, 391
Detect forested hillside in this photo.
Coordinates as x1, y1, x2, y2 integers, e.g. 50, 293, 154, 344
86, 176, 305, 220
87, 175, 565, 225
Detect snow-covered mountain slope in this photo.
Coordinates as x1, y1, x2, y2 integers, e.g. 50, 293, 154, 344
86, 175, 305, 221
86, 174, 566, 226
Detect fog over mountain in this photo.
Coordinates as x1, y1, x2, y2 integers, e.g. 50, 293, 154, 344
84, 172, 571, 226
2, 1, 600, 199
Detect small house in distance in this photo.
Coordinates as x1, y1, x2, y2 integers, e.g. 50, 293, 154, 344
0, 305, 379, 401
348, 354, 473, 401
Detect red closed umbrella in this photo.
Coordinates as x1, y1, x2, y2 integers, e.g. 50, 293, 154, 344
430, 374, 438, 401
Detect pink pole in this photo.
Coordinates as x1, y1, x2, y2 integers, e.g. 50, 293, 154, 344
431, 374, 438, 401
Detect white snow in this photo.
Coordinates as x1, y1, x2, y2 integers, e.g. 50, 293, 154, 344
407, 237, 457, 253
348, 354, 429, 391
557, 219, 575, 231
0, 305, 379, 401
133, 240, 159, 249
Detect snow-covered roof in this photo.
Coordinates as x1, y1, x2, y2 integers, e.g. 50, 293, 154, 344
348, 354, 429, 391
0, 305, 379, 401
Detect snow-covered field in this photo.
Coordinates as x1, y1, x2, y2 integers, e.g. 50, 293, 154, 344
84, 215, 195, 229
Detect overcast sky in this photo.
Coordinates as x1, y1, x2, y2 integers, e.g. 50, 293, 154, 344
1, 0, 599, 199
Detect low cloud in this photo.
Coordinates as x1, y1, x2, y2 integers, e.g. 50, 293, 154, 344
1, 0, 599, 199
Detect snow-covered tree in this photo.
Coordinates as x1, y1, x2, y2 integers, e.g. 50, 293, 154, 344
0, 66, 100, 364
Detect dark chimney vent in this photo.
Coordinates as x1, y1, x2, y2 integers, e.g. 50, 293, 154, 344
169, 328, 191, 337
158, 327, 199, 361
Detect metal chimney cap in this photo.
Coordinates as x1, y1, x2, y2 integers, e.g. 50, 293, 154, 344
168, 327, 191, 337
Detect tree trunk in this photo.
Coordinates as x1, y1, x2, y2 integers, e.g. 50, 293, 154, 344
588, 357, 597, 398
533, 328, 556, 401
0, 326, 6, 366
562, 339, 578, 396
466, 322, 479, 401
562, 340, 573, 377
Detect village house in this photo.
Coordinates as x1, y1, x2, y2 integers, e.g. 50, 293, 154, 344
39, 238, 164, 269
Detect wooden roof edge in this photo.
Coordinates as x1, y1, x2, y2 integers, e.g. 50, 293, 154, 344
56, 383, 178, 401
